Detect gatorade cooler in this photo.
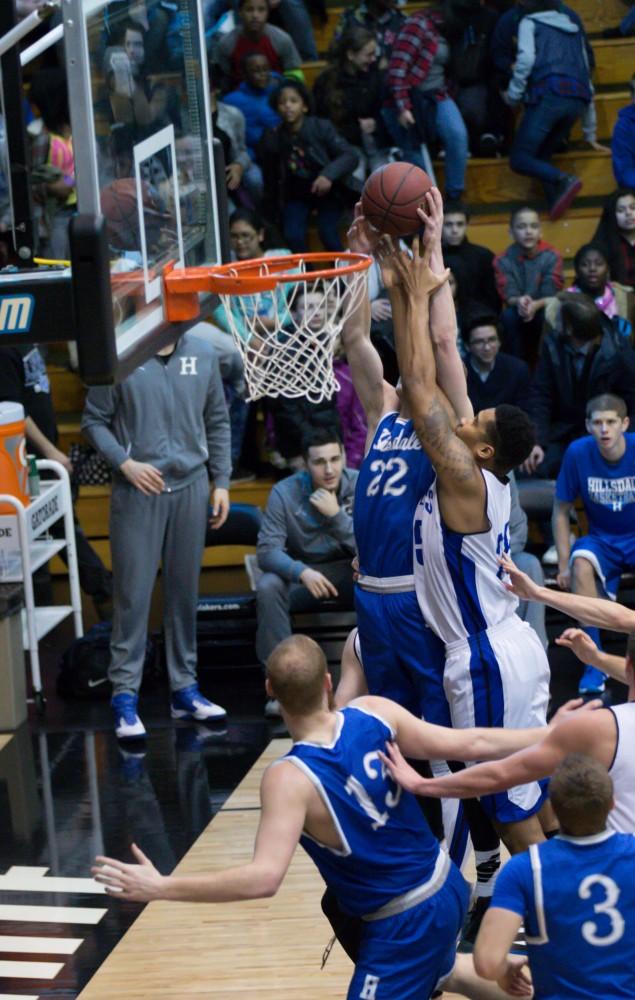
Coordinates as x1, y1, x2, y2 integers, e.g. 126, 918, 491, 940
0, 402, 29, 514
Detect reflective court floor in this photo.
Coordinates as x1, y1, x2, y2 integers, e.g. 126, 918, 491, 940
0, 604, 629, 998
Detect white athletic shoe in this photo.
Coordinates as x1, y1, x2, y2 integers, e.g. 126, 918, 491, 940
112, 693, 147, 739
171, 684, 227, 720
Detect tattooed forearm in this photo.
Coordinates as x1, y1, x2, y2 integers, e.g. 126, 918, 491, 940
407, 390, 476, 482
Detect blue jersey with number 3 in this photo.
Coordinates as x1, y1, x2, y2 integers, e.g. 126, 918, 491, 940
492, 831, 635, 999
282, 706, 442, 917
354, 412, 434, 577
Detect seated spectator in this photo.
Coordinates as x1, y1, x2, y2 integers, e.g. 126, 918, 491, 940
257, 80, 360, 253
209, 72, 261, 204
442, 200, 499, 316
205, 0, 318, 62
612, 75, 635, 190
28, 68, 76, 260
255, 428, 358, 714
464, 312, 531, 413
523, 292, 635, 477
567, 243, 634, 342
494, 206, 564, 363
332, 0, 405, 69
503, 0, 606, 220
210, 208, 291, 472
593, 188, 635, 288
212, 0, 302, 89
313, 27, 390, 178
383, 5, 469, 200
553, 393, 635, 693
447, 0, 504, 157
333, 342, 367, 469
222, 53, 281, 161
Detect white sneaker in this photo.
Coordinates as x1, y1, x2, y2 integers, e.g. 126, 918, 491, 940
112, 693, 147, 739
542, 544, 558, 566
171, 684, 227, 720
265, 698, 282, 718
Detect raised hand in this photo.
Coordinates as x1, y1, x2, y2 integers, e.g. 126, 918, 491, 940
416, 187, 444, 250
377, 741, 426, 795
347, 203, 380, 256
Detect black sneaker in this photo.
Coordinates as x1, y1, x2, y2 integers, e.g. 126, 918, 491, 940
459, 896, 492, 950
549, 174, 582, 220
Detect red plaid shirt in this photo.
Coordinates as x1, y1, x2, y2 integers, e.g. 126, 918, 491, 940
386, 10, 445, 112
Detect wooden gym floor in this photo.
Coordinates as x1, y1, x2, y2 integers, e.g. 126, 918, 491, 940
78, 739, 472, 1000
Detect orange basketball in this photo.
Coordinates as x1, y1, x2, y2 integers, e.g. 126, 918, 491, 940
361, 162, 433, 237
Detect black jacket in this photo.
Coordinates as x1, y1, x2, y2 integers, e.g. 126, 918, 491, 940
466, 352, 531, 414
443, 238, 500, 316
529, 326, 635, 448
257, 117, 361, 222
313, 65, 389, 148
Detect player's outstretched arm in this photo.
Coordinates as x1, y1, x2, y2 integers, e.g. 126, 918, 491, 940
342, 209, 390, 427
334, 628, 368, 707
420, 191, 474, 422
379, 238, 482, 498
92, 763, 308, 903
381, 709, 607, 800
556, 628, 628, 684
501, 553, 635, 633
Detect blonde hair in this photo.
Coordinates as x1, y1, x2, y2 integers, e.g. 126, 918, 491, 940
266, 635, 328, 714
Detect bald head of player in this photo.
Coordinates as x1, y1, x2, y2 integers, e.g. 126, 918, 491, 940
549, 753, 614, 837
266, 635, 333, 716
455, 403, 536, 476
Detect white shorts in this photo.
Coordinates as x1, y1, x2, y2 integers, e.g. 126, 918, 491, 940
443, 616, 550, 825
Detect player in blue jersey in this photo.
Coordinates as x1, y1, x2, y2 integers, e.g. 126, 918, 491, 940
343, 193, 503, 921
553, 393, 635, 695
379, 224, 552, 855
93, 634, 554, 998
474, 753, 635, 999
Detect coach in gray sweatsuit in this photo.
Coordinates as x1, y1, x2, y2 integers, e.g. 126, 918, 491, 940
256, 431, 358, 664
82, 332, 231, 697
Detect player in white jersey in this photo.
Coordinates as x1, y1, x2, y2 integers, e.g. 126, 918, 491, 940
380, 587, 635, 834
379, 226, 551, 854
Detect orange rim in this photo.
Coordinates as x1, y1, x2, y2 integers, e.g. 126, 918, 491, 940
206, 251, 371, 294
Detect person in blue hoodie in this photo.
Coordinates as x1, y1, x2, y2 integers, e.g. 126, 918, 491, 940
223, 52, 281, 161
612, 75, 635, 190
503, 0, 606, 221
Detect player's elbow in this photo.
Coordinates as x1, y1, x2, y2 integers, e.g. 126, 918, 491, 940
252, 867, 284, 899
473, 946, 500, 981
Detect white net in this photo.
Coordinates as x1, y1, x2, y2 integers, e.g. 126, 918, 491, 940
218, 256, 370, 403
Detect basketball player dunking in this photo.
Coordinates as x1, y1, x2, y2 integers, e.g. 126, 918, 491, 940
379, 220, 553, 854
343, 194, 503, 916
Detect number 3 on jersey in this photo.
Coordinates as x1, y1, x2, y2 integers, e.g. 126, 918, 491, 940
366, 458, 408, 498
579, 874, 625, 947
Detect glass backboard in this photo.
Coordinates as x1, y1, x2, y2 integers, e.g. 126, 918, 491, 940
63, 0, 224, 379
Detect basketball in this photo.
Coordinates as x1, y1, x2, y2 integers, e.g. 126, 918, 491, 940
361, 162, 433, 237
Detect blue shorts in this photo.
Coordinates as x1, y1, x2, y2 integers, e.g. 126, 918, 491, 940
355, 587, 449, 725
348, 863, 469, 1000
570, 534, 635, 600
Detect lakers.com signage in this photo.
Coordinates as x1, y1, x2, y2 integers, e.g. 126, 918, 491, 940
0, 294, 34, 335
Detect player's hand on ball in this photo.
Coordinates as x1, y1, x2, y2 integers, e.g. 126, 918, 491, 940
497, 955, 533, 997
309, 488, 340, 518
378, 742, 426, 796
555, 627, 600, 665
347, 203, 380, 255
387, 234, 450, 300
312, 175, 333, 197
92, 844, 164, 902
120, 458, 164, 495
498, 554, 540, 600
416, 187, 444, 248
300, 568, 338, 600
209, 487, 230, 529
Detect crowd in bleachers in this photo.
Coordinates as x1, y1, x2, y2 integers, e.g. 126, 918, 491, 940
2, 1, 635, 678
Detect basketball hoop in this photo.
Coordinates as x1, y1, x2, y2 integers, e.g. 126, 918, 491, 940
163, 252, 372, 402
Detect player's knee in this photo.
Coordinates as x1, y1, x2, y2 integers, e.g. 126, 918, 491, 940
571, 557, 597, 591
256, 572, 286, 602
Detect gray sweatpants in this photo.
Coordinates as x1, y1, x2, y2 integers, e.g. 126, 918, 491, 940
109, 472, 209, 695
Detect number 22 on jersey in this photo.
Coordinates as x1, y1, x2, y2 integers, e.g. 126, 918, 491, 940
365, 458, 408, 498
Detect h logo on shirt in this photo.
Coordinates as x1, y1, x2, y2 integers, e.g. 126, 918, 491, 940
180, 356, 198, 376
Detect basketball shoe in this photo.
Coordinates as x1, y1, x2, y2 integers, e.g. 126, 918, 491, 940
171, 684, 227, 721
112, 693, 146, 739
